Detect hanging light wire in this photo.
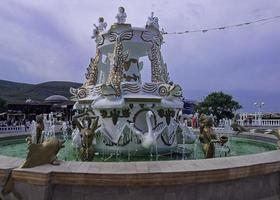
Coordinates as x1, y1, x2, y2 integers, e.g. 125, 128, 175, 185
162, 15, 280, 35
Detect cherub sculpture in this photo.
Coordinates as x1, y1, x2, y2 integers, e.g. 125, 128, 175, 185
72, 110, 100, 161
92, 17, 107, 39
95, 17, 107, 31
146, 12, 159, 29
116, 7, 127, 24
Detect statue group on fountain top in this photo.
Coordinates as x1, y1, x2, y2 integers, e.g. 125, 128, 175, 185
91, 7, 127, 40
92, 7, 161, 39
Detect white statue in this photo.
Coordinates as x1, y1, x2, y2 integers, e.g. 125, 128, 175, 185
92, 17, 107, 39
116, 7, 127, 24
146, 12, 159, 29
95, 17, 107, 31
141, 111, 165, 149
48, 124, 55, 138
43, 115, 50, 137
31, 120, 36, 143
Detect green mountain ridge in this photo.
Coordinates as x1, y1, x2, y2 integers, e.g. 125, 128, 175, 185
0, 80, 82, 103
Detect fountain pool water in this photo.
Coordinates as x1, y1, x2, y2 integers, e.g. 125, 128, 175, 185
0, 135, 276, 162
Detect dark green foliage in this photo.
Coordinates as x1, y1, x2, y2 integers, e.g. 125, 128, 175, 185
0, 80, 82, 103
195, 91, 242, 124
0, 98, 7, 112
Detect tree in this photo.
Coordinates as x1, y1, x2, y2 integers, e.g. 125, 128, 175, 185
0, 98, 7, 113
195, 92, 242, 125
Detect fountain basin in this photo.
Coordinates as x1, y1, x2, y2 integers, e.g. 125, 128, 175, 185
0, 134, 277, 161
0, 133, 280, 199
0, 150, 280, 200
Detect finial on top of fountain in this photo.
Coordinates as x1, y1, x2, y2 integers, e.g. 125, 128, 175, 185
146, 12, 159, 30
116, 6, 127, 24
92, 17, 107, 39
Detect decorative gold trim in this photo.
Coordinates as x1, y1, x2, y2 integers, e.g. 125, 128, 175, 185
84, 49, 101, 87
106, 37, 129, 95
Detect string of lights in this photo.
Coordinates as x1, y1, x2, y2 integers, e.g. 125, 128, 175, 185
162, 15, 280, 35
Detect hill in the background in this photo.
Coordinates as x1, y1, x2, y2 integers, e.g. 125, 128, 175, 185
0, 80, 82, 103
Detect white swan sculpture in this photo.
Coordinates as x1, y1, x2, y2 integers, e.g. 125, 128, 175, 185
142, 111, 164, 149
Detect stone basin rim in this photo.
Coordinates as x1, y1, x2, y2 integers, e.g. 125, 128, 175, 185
0, 149, 279, 187
0, 132, 279, 187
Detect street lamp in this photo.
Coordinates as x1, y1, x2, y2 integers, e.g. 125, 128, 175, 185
253, 102, 264, 126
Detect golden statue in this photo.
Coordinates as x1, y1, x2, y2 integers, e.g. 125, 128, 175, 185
35, 114, 44, 144
72, 110, 100, 161
271, 128, 280, 149
21, 138, 65, 168
198, 114, 217, 158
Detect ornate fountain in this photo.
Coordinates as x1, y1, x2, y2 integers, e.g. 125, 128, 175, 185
70, 7, 194, 155
1, 8, 279, 200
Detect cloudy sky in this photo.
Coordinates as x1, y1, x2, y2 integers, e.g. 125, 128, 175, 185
0, 0, 279, 112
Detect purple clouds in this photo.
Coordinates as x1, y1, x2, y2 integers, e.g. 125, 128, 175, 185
0, 0, 279, 111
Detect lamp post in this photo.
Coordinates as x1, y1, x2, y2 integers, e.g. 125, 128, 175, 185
253, 102, 264, 126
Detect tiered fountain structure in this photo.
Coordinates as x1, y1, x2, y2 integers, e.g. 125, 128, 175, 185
70, 7, 194, 155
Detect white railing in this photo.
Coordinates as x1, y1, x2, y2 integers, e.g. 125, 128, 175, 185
0, 125, 26, 133
260, 119, 280, 127
237, 119, 280, 127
